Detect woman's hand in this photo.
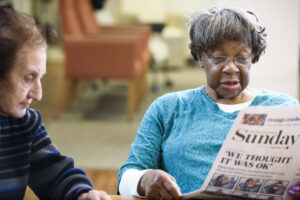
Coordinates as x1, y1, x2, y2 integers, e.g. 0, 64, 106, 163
137, 169, 182, 200
78, 190, 112, 200
288, 184, 300, 200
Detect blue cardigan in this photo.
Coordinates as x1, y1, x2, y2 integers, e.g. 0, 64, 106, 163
118, 86, 299, 194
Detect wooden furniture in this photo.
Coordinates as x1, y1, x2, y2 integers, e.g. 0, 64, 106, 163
110, 195, 143, 200
56, 0, 151, 120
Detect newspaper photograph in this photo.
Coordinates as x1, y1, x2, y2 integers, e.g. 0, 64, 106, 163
183, 106, 300, 200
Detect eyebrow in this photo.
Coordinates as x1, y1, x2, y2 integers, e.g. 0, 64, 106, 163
26, 69, 46, 78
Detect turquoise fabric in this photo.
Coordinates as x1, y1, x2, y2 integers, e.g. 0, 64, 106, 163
118, 86, 299, 194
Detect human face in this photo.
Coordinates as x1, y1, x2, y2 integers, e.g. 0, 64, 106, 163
199, 40, 252, 103
220, 176, 230, 184
0, 45, 46, 118
246, 180, 257, 188
272, 183, 282, 190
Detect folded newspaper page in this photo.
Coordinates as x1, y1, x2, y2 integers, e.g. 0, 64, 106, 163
183, 106, 300, 200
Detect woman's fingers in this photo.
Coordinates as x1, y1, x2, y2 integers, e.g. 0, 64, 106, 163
159, 186, 175, 200
141, 169, 181, 200
288, 185, 300, 200
96, 191, 111, 200
77, 190, 111, 200
162, 176, 182, 199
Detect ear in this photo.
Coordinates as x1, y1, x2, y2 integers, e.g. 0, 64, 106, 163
196, 54, 203, 67
198, 60, 203, 67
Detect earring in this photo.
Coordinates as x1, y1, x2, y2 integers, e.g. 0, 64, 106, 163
198, 61, 204, 68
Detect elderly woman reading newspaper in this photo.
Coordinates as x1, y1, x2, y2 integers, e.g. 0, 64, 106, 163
117, 6, 300, 200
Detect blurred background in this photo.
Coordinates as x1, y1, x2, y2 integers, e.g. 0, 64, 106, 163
1, 0, 299, 198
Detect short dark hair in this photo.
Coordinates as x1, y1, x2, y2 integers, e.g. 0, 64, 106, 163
187, 6, 267, 63
0, 5, 46, 80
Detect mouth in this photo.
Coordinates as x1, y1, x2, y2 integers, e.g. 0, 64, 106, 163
21, 101, 31, 108
220, 80, 240, 90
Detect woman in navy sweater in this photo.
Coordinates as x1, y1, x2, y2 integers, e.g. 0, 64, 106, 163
0, 5, 110, 200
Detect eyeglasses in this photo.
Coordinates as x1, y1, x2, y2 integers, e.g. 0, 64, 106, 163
206, 54, 253, 66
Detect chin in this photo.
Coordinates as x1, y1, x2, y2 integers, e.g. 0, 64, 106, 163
217, 90, 241, 100
12, 109, 27, 118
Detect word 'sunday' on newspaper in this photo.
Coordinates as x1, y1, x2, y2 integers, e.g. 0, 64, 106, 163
183, 106, 300, 200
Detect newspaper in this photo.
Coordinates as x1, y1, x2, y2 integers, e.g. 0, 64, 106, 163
183, 106, 300, 200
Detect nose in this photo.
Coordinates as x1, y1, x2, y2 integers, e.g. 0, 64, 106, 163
222, 59, 239, 73
28, 79, 43, 101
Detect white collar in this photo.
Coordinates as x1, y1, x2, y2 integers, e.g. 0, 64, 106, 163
217, 101, 252, 113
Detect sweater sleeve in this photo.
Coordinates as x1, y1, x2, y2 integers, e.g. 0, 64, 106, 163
117, 96, 169, 194
28, 110, 93, 200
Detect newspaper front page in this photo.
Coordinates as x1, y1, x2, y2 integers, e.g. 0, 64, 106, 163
183, 106, 300, 200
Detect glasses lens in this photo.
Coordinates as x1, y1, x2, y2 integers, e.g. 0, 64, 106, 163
207, 53, 252, 66
210, 56, 227, 64
234, 56, 251, 65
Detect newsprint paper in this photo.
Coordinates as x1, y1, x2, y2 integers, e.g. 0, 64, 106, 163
183, 106, 300, 200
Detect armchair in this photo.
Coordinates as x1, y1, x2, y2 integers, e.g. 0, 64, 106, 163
74, 0, 151, 37
56, 0, 150, 120
74, 0, 151, 69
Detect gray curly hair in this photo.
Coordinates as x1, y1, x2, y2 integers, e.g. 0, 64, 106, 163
0, 5, 46, 80
187, 6, 267, 63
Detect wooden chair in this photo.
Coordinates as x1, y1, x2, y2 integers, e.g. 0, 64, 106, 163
56, 0, 151, 120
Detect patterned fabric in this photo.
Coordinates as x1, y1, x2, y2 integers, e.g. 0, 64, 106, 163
0, 109, 93, 200
118, 86, 299, 194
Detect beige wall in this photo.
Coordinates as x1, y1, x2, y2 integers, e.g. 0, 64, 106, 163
11, 0, 31, 14
216, 0, 299, 99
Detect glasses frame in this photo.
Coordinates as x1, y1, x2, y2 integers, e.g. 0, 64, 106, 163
205, 53, 253, 67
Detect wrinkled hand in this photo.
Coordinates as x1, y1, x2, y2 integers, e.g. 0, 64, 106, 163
137, 169, 182, 200
78, 190, 111, 200
288, 184, 300, 200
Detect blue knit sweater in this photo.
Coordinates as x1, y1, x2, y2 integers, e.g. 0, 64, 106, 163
0, 109, 93, 200
118, 86, 299, 194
